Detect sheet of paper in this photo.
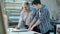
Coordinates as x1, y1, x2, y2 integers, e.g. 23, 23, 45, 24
8, 28, 41, 34
8, 28, 29, 32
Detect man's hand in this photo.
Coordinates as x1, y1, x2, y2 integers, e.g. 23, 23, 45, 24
28, 26, 31, 30
28, 26, 34, 31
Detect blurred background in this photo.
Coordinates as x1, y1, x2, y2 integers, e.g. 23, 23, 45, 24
0, 0, 60, 34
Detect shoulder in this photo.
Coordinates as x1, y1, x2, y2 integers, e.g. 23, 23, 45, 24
20, 10, 25, 14
30, 6, 36, 12
29, 6, 36, 13
41, 4, 48, 10
41, 4, 49, 13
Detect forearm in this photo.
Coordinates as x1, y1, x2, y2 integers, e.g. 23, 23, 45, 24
29, 18, 37, 27
32, 20, 41, 28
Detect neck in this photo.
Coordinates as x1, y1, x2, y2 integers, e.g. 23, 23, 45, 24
26, 9, 30, 12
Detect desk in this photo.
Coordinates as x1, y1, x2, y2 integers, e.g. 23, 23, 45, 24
8, 28, 41, 34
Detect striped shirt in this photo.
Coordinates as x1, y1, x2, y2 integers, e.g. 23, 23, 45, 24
34, 5, 53, 34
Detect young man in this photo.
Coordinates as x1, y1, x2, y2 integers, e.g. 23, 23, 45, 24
28, 0, 53, 34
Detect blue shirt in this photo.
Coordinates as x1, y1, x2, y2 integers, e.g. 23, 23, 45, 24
34, 5, 53, 34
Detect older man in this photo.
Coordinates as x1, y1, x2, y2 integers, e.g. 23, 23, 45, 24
16, 1, 36, 29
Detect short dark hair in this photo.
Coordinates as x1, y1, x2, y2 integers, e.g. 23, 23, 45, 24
23, 1, 30, 7
25, 2, 30, 6
32, 0, 41, 5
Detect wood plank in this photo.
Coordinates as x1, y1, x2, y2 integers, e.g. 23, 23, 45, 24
0, 1, 6, 34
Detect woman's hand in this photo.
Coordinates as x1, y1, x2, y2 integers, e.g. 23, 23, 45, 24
11, 28, 17, 31
12, 26, 19, 30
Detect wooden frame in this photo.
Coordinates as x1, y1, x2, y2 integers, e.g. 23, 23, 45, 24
0, 1, 6, 34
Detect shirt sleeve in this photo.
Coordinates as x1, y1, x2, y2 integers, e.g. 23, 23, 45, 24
45, 7, 50, 21
17, 11, 25, 28
38, 6, 50, 21
34, 11, 39, 20
30, 6, 38, 20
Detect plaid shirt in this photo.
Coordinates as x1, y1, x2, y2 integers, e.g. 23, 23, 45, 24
34, 5, 53, 34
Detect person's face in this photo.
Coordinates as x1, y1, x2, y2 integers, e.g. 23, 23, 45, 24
33, 4, 40, 9
22, 3, 29, 11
